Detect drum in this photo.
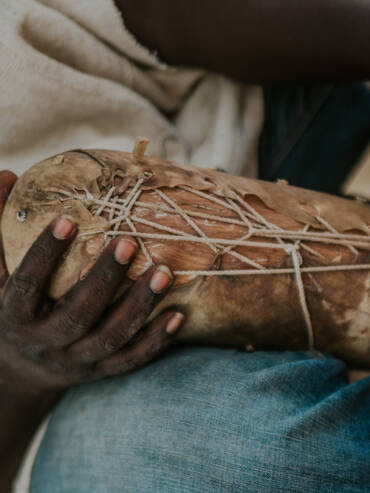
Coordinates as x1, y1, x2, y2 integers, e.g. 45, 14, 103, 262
2, 139, 370, 367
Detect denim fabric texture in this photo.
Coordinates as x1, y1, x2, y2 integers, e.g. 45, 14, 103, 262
31, 347, 370, 493
259, 84, 370, 194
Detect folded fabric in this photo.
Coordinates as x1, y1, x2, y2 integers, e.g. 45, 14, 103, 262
0, 0, 263, 178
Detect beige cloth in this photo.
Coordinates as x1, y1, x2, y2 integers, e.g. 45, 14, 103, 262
0, 0, 263, 179
0, 1, 264, 491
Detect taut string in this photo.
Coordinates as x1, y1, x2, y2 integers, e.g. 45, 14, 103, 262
43, 177, 370, 350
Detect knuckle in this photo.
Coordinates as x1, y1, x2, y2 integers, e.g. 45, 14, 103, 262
100, 332, 124, 353
58, 310, 90, 336
117, 354, 140, 374
11, 272, 41, 298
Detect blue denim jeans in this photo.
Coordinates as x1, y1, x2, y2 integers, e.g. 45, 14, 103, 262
31, 348, 370, 493
31, 85, 370, 492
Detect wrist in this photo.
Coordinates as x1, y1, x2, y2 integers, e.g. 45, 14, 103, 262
0, 384, 62, 417
0, 388, 61, 492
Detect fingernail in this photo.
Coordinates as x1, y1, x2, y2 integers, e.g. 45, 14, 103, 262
52, 215, 75, 240
114, 239, 137, 264
150, 265, 172, 294
166, 313, 184, 335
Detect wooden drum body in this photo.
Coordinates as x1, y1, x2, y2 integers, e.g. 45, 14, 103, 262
2, 142, 370, 367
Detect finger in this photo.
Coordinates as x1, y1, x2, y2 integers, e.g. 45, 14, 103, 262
46, 237, 138, 346
93, 310, 184, 378
66, 264, 173, 365
0, 171, 18, 287
2, 215, 76, 318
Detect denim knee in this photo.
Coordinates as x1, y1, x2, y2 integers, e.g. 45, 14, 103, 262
31, 347, 370, 493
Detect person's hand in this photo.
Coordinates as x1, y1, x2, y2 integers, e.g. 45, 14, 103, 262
0, 172, 184, 403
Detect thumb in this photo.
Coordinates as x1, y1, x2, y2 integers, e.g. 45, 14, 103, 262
0, 171, 18, 288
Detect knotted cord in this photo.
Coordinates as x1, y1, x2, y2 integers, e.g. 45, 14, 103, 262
43, 176, 370, 350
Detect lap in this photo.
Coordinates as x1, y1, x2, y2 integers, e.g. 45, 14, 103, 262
31, 347, 370, 493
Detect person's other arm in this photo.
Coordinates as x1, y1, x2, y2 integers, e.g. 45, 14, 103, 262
116, 0, 370, 82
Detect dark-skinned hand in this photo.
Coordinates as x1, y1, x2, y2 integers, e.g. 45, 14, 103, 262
0, 170, 184, 402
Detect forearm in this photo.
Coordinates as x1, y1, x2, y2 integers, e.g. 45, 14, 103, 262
117, 0, 370, 82
0, 392, 58, 492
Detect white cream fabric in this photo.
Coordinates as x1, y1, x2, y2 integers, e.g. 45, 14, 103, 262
0, 1, 264, 491
0, 0, 263, 179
